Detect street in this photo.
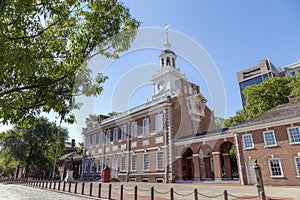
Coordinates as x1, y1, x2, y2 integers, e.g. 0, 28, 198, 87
0, 184, 92, 200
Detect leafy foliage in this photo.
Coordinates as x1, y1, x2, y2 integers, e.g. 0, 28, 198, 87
214, 116, 226, 129
0, 0, 139, 124
289, 73, 300, 98
82, 114, 99, 131
0, 117, 68, 178
244, 76, 291, 118
224, 75, 300, 127
223, 109, 248, 128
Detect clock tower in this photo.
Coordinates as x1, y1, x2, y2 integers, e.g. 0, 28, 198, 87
152, 25, 186, 99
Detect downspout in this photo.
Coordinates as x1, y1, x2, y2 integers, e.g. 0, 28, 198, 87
166, 105, 173, 183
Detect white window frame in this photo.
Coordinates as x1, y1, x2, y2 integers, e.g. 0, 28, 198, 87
106, 130, 111, 144
121, 125, 127, 141
156, 113, 163, 133
294, 157, 300, 177
287, 127, 300, 144
131, 122, 138, 138
156, 151, 164, 170
263, 130, 277, 147
120, 156, 126, 172
268, 158, 284, 178
131, 154, 137, 171
97, 159, 102, 172
93, 134, 96, 147
99, 132, 104, 145
243, 134, 254, 149
113, 128, 119, 142
143, 118, 150, 135
143, 153, 150, 171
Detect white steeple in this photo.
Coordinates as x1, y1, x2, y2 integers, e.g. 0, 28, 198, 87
164, 24, 171, 49
151, 25, 186, 99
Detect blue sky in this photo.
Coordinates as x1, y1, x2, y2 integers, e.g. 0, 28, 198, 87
1, 1, 300, 142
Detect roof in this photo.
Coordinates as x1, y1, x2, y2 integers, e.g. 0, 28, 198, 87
59, 152, 82, 161
175, 128, 229, 142
160, 49, 175, 55
231, 101, 300, 129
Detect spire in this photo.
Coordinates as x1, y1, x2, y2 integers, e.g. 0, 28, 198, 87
164, 24, 171, 49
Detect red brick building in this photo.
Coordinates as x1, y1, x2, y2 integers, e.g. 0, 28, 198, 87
231, 99, 300, 186
82, 28, 217, 183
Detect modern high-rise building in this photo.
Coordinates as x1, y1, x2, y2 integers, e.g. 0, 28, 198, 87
283, 61, 300, 77
237, 59, 282, 108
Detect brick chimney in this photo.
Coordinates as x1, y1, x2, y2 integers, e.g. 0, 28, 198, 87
98, 114, 109, 123
288, 94, 298, 103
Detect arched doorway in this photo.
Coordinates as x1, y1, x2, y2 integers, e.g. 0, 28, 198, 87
220, 142, 238, 179
182, 148, 194, 180
199, 145, 213, 179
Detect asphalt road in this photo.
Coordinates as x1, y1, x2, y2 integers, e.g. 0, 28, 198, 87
0, 184, 92, 200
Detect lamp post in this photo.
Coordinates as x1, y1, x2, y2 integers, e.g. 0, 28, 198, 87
254, 160, 266, 200
52, 119, 62, 181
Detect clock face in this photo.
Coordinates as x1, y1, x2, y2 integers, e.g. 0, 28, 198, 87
175, 80, 181, 89
157, 80, 166, 91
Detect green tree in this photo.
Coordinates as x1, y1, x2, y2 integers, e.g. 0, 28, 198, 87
0, 0, 139, 125
108, 111, 119, 117
223, 109, 248, 128
0, 117, 68, 178
289, 74, 300, 98
82, 114, 99, 131
244, 76, 291, 118
224, 76, 297, 128
76, 142, 84, 155
214, 116, 226, 129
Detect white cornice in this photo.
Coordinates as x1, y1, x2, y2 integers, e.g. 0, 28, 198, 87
174, 132, 233, 146
229, 117, 300, 133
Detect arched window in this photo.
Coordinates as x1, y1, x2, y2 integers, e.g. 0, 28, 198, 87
172, 57, 175, 66
166, 57, 170, 66
161, 58, 164, 66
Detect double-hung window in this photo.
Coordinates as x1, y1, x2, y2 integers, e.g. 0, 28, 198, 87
243, 134, 254, 149
143, 118, 150, 135
268, 158, 283, 177
122, 125, 127, 141
263, 131, 277, 147
99, 132, 104, 145
156, 113, 163, 132
287, 127, 300, 144
93, 134, 96, 147
131, 122, 138, 138
121, 156, 126, 171
113, 128, 119, 142
131, 154, 137, 171
143, 154, 150, 171
106, 130, 111, 144
294, 157, 300, 177
156, 152, 164, 170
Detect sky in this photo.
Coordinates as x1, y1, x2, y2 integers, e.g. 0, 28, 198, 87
1, 0, 300, 142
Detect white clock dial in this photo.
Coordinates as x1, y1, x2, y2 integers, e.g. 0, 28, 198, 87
157, 80, 166, 91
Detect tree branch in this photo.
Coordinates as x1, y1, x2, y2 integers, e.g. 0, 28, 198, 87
0, 75, 68, 96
